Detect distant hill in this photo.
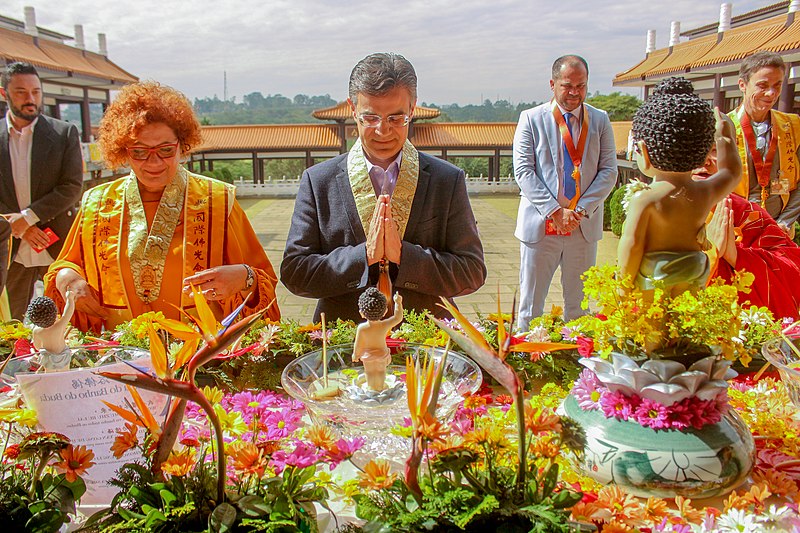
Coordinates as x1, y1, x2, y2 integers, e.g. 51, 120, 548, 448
193, 92, 641, 125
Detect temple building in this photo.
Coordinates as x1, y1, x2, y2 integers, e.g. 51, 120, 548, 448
614, 1, 800, 113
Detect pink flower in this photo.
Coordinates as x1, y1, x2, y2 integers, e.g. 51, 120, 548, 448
665, 401, 693, 430
599, 390, 640, 421
635, 398, 670, 429
324, 437, 365, 468
571, 369, 604, 411
261, 408, 304, 439
228, 390, 286, 422
688, 399, 721, 429
450, 413, 474, 435
270, 441, 319, 474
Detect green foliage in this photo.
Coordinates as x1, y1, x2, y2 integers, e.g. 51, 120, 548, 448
392, 309, 443, 345
432, 100, 541, 123
194, 93, 336, 125
608, 186, 627, 237
585, 91, 642, 122
84, 462, 323, 532
447, 156, 513, 178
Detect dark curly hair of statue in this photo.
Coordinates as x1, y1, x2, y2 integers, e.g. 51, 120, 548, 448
632, 77, 715, 173
358, 287, 388, 321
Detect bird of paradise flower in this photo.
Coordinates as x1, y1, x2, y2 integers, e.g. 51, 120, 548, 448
97, 287, 271, 501
433, 294, 575, 498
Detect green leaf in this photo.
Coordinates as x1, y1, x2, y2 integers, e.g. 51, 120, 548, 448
542, 463, 559, 498
237, 495, 270, 517
552, 489, 583, 509
129, 485, 160, 508
160, 488, 177, 508
59, 475, 87, 501
209, 502, 237, 532
144, 507, 168, 528
45, 484, 76, 517
25, 508, 65, 533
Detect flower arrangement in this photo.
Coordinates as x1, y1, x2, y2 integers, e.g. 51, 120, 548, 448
346, 298, 584, 532
0, 409, 95, 532
571, 353, 735, 431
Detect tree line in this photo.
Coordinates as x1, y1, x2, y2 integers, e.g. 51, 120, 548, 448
194, 91, 642, 125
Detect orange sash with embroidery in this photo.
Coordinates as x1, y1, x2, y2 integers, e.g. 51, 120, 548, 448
79, 172, 230, 311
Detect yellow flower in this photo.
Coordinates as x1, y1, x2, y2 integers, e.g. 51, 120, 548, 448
111, 422, 139, 459
549, 305, 563, 317
674, 496, 703, 523
358, 459, 397, 490
227, 441, 265, 476
54, 444, 95, 482
529, 436, 560, 459
161, 447, 197, 477
202, 386, 225, 405
600, 521, 633, 533
214, 404, 247, 436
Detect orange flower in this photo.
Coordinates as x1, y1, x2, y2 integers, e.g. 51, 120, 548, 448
228, 441, 265, 476
674, 496, 703, 523
161, 447, 197, 477
463, 426, 491, 446
494, 394, 513, 405
752, 468, 800, 500
54, 444, 95, 482
463, 395, 488, 409
569, 501, 607, 523
600, 521, 634, 533
297, 323, 321, 333
529, 436, 560, 459
358, 459, 397, 490
738, 483, 772, 512
257, 440, 281, 456
111, 422, 139, 459
306, 425, 337, 450
414, 412, 448, 447
524, 405, 562, 434
638, 497, 669, 523
429, 436, 464, 455
594, 485, 641, 524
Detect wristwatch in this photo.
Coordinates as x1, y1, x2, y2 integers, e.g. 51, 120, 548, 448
243, 264, 255, 290
575, 206, 587, 217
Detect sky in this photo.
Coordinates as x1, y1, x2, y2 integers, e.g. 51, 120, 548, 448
5, 0, 771, 106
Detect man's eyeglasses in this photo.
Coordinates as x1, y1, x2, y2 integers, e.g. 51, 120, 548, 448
126, 142, 180, 161
356, 114, 411, 128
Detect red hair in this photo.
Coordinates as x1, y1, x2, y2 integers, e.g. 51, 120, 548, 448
98, 81, 202, 168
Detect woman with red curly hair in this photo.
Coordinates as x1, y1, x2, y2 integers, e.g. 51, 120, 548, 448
43, 81, 280, 333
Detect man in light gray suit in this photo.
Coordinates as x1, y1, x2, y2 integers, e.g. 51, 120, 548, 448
282, 53, 486, 323
514, 55, 617, 329
0, 62, 83, 319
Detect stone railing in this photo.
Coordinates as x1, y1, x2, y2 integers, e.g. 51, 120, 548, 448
232, 174, 519, 198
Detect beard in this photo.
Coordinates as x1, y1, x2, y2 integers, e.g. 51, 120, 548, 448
9, 100, 42, 122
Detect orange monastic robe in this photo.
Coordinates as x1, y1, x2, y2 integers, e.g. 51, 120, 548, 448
43, 171, 280, 333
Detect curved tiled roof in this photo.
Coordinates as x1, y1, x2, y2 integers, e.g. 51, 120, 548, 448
615, 48, 671, 83
197, 124, 342, 152
0, 26, 136, 85
614, 10, 800, 85
410, 123, 514, 148
692, 17, 787, 68
312, 100, 441, 121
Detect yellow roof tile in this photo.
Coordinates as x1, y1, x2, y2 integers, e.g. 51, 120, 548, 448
198, 124, 342, 152
312, 101, 440, 120
410, 123, 514, 148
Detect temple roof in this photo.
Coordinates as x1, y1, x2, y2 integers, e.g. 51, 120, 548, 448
312, 100, 441, 121
0, 25, 137, 87
198, 124, 342, 152
409, 123, 514, 148
613, 7, 800, 86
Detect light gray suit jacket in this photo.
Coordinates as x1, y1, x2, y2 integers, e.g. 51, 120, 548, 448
513, 102, 618, 244
281, 152, 486, 322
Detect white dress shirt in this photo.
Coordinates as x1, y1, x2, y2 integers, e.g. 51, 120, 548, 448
6, 112, 53, 266
366, 151, 403, 197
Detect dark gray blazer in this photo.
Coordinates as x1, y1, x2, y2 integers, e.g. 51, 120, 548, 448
281, 151, 486, 322
0, 114, 83, 259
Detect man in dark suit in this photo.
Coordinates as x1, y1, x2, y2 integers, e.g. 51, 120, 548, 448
0, 62, 83, 320
282, 53, 486, 322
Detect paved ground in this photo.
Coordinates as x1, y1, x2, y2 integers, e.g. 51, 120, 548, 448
241, 194, 619, 322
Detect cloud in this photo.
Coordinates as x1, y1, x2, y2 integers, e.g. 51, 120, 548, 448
5, 0, 768, 105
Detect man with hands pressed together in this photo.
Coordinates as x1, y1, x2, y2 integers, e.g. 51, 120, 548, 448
282, 53, 486, 322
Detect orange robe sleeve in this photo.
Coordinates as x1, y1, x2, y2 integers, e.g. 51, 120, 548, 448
714, 194, 800, 319
43, 204, 107, 333
220, 199, 281, 322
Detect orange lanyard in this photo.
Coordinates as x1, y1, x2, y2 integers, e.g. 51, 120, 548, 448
740, 110, 778, 206
552, 100, 589, 181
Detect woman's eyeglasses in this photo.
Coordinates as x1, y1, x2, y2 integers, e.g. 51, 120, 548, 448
126, 142, 180, 161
